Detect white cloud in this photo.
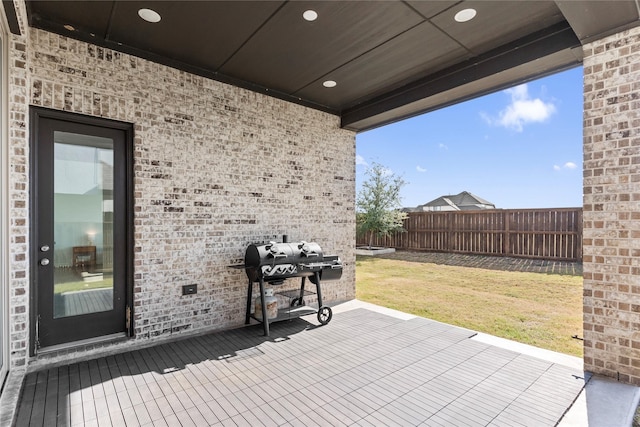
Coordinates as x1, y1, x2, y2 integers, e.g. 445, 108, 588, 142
554, 162, 577, 171
381, 167, 394, 177
507, 84, 528, 100
438, 143, 448, 150
483, 84, 556, 132
416, 166, 427, 173
356, 154, 368, 167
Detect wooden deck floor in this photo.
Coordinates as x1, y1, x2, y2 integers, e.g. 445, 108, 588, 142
54, 288, 113, 317
15, 308, 586, 426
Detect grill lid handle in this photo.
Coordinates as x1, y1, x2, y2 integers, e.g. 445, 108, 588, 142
299, 241, 319, 257
268, 241, 287, 258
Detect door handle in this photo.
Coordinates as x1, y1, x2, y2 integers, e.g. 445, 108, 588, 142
40, 258, 50, 266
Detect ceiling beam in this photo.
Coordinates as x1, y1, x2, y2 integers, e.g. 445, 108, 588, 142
341, 21, 582, 131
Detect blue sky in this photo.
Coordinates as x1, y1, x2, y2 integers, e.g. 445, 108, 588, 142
355, 66, 583, 209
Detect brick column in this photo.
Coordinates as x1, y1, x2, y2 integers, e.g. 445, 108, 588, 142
583, 25, 640, 385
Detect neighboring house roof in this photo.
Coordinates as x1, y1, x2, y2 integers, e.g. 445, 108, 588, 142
404, 191, 496, 212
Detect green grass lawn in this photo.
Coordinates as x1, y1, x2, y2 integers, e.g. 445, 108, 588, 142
54, 278, 113, 294
356, 255, 583, 357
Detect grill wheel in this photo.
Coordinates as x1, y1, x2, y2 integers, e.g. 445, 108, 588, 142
317, 306, 332, 325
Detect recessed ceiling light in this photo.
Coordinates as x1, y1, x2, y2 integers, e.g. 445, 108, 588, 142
138, 8, 161, 23
454, 8, 476, 23
323, 80, 337, 88
303, 10, 318, 21
63, 24, 75, 31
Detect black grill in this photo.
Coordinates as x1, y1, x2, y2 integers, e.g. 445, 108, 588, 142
243, 238, 342, 336
244, 241, 342, 284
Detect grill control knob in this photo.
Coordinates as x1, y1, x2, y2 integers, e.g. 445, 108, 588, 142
40, 258, 50, 266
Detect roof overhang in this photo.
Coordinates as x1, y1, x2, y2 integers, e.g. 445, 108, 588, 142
3, 1, 639, 132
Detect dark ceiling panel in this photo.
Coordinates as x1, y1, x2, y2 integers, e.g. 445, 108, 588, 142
28, 1, 114, 37
405, 0, 458, 18
555, 0, 640, 42
106, 1, 284, 71
295, 21, 470, 110
24, 0, 633, 132
219, 0, 424, 95
431, 1, 565, 55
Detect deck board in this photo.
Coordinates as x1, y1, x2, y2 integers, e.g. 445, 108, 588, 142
16, 308, 586, 426
54, 288, 113, 318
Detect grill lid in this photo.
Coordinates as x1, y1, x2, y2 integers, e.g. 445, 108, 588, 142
244, 241, 324, 269
244, 240, 342, 283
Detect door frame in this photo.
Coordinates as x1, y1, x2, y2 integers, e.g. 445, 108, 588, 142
29, 107, 134, 355
0, 2, 9, 390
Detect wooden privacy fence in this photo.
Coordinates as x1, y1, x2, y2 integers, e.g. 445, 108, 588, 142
357, 208, 583, 262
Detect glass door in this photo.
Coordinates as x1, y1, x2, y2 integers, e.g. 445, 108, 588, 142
32, 109, 131, 349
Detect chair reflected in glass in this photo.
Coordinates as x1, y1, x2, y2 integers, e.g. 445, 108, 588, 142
72, 245, 96, 271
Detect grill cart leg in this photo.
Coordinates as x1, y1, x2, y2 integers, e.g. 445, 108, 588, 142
314, 272, 333, 325
291, 277, 307, 307
245, 279, 253, 325
314, 272, 323, 306
299, 276, 306, 301
258, 277, 270, 336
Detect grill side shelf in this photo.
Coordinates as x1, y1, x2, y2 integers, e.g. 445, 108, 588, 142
227, 264, 246, 269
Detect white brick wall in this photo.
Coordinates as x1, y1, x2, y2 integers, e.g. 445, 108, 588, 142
8, 27, 355, 369
583, 25, 640, 385
7, 2, 29, 370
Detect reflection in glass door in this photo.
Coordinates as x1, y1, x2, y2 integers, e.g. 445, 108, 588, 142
53, 135, 114, 318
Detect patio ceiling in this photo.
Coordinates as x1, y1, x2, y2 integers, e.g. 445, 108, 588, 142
16, 1, 640, 131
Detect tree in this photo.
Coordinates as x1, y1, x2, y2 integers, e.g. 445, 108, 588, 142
356, 162, 408, 249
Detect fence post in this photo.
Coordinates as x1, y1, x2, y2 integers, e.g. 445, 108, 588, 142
577, 208, 583, 261
447, 212, 453, 252
503, 210, 510, 257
